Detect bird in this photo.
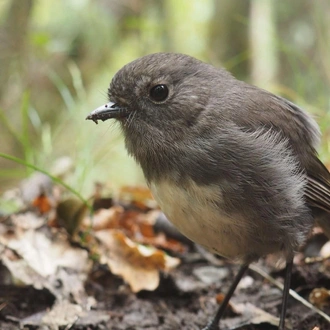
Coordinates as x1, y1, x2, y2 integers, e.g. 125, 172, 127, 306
86, 52, 330, 330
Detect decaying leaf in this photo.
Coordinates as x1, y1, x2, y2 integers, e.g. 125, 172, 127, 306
221, 302, 281, 329
86, 206, 124, 231
32, 193, 53, 214
0, 228, 91, 278
320, 240, 330, 258
11, 212, 45, 230
309, 287, 330, 308
56, 197, 89, 235
119, 185, 157, 210
119, 185, 154, 203
41, 300, 83, 326
85, 207, 187, 254
0, 218, 92, 310
1, 247, 49, 290
96, 229, 180, 292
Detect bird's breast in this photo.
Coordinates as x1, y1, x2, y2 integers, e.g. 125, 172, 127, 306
149, 178, 266, 260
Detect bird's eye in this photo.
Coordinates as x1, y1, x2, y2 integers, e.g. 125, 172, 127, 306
149, 84, 169, 102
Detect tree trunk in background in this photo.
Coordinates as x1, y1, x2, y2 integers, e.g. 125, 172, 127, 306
249, 0, 278, 90
0, 0, 34, 98
208, 0, 250, 79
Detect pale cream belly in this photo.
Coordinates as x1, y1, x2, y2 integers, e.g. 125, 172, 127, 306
149, 179, 256, 260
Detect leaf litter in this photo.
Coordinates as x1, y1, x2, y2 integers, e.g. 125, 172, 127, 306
0, 174, 330, 329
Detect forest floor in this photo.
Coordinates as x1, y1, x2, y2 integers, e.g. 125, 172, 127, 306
0, 174, 330, 330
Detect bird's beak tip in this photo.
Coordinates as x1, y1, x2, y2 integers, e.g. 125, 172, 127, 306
85, 114, 98, 124
86, 102, 129, 124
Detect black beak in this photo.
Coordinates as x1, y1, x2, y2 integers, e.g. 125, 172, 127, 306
86, 102, 130, 124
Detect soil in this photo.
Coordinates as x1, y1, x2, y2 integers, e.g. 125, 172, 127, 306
1, 246, 330, 330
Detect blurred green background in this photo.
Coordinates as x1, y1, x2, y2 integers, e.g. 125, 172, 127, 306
0, 0, 330, 197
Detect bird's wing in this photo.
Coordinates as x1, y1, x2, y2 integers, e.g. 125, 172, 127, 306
228, 84, 330, 213
268, 95, 330, 213
305, 156, 330, 212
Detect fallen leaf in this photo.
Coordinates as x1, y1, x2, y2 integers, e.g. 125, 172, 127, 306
41, 300, 83, 326
119, 185, 154, 202
1, 247, 48, 289
32, 193, 52, 214
96, 229, 180, 292
56, 197, 89, 235
85, 206, 186, 254
193, 266, 229, 285
11, 212, 44, 230
320, 240, 330, 258
309, 287, 330, 308
119, 185, 157, 209
86, 206, 124, 231
0, 226, 91, 278
221, 302, 281, 329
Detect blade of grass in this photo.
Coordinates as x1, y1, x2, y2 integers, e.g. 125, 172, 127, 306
68, 61, 86, 101
0, 152, 91, 211
48, 70, 75, 112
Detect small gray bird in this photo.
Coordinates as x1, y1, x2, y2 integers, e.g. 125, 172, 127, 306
86, 53, 330, 330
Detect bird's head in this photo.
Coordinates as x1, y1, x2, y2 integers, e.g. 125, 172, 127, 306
86, 53, 233, 141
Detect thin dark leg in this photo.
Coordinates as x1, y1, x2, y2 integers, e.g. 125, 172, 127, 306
202, 264, 249, 330
278, 259, 293, 330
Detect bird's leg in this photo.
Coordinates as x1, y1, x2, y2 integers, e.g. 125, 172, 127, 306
202, 264, 249, 330
279, 259, 293, 330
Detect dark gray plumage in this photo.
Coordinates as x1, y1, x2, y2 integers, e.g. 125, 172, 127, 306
87, 53, 330, 329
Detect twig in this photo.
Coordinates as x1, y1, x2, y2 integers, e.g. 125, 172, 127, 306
249, 264, 330, 323
196, 245, 330, 323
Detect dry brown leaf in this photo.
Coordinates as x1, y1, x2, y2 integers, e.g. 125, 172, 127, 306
85, 208, 186, 253
86, 206, 124, 231
32, 193, 53, 214
119, 185, 157, 209
0, 227, 91, 278
136, 233, 187, 254
119, 186, 154, 202
309, 287, 330, 308
96, 229, 180, 292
